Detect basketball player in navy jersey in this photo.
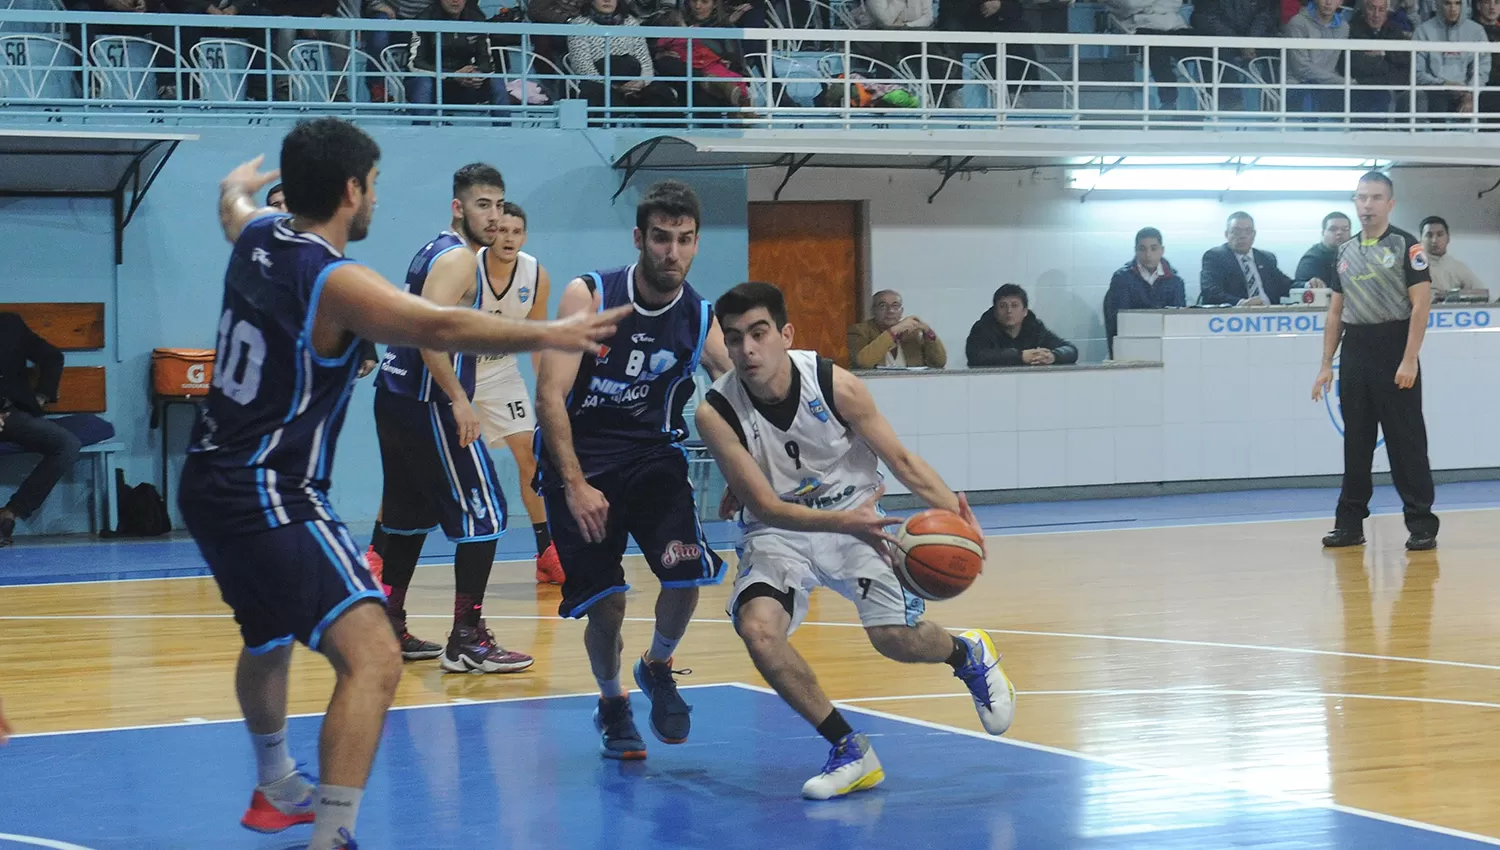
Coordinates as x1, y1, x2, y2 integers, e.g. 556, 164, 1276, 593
181, 118, 626, 850
535, 179, 732, 759
373, 163, 535, 675
697, 282, 1014, 800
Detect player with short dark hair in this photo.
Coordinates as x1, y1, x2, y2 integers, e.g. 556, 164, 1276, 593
182, 118, 626, 850
534, 179, 732, 760
373, 162, 538, 675
698, 281, 1014, 800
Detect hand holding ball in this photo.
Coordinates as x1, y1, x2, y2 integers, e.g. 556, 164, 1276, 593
894, 509, 984, 600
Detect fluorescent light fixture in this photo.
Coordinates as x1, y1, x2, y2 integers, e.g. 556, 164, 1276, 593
1066, 156, 1391, 193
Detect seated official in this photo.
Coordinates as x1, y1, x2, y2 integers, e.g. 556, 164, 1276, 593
0, 312, 80, 547
847, 289, 947, 369
1420, 215, 1485, 298
966, 284, 1078, 367
1294, 211, 1351, 289
1103, 227, 1186, 356
1199, 212, 1293, 306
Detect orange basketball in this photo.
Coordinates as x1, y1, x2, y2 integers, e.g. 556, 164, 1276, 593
894, 509, 985, 601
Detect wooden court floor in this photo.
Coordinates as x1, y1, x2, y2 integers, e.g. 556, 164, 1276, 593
3, 509, 1499, 839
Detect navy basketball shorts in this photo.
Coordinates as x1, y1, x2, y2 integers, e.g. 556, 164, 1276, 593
185, 512, 385, 654
544, 450, 725, 619
374, 389, 507, 542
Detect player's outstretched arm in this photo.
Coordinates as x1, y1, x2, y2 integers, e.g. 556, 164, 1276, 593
695, 401, 897, 540
218, 155, 280, 244
317, 263, 627, 356
700, 317, 732, 381
832, 365, 960, 514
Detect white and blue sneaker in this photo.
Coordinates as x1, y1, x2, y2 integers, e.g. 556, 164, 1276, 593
801, 732, 884, 800
953, 629, 1016, 735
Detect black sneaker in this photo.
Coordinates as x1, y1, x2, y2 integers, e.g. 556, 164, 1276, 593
1321, 528, 1365, 548
440, 621, 534, 673
1406, 533, 1437, 551
593, 696, 646, 760
388, 616, 442, 661
633, 656, 692, 744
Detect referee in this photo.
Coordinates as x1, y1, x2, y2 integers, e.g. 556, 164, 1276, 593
1311, 171, 1438, 551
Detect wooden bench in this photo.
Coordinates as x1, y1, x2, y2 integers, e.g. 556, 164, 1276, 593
1, 302, 117, 531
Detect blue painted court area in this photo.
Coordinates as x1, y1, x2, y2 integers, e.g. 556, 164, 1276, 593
7, 480, 1500, 586
0, 684, 1491, 850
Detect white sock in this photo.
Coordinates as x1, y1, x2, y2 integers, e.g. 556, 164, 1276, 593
597, 677, 625, 698
250, 726, 296, 786
308, 785, 362, 850
646, 630, 681, 664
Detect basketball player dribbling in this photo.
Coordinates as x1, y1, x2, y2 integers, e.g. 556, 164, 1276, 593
695, 282, 1016, 800
534, 179, 732, 760
373, 163, 536, 674
469, 201, 565, 585
180, 119, 626, 850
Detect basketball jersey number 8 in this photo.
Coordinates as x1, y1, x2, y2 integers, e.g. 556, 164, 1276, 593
214, 308, 266, 406
625, 350, 646, 377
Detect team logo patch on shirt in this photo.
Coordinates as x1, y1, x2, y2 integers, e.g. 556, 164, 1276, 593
1409, 244, 1429, 271
791, 477, 823, 497
648, 349, 678, 376
807, 398, 830, 422
518, 286, 530, 303
1377, 247, 1396, 269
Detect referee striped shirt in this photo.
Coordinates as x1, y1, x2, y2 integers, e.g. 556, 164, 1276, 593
1331, 226, 1431, 325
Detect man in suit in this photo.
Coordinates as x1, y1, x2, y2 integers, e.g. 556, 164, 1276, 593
847, 289, 948, 369
0, 312, 80, 546
1199, 211, 1294, 306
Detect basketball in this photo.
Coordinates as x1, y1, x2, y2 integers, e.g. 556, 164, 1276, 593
894, 509, 985, 601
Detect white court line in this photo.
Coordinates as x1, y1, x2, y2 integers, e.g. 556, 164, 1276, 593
8, 610, 1500, 675
838, 687, 1500, 712
5, 684, 719, 740
10, 500, 1500, 590
716, 682, 1500, 848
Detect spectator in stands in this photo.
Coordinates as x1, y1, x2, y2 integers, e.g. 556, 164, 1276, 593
847, 290, 948, 369
1349, 0, 1412, 116
966, 284, 1078, 367
1294, 211, 1350, 288
1199, 211, 1293, 306
1414, 0, 1490, 113
937, 0, 1039, 98
655, 0, 751, 112
568, 0, 679, 109
1475, 0, 1500, 110
406, 0, 504, 107
1191, 0, 1279, 69
0, 313, 79, 548
1420, 215, 1486, 297
1284, 0, 1350, 115
846, 0, 933, 68
1418, 0, 1469, 21
1104, 0, 1192, 110
1103, 227, 1186, 356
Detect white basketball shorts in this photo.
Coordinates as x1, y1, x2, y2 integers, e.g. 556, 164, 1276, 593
472, 360, 535, 442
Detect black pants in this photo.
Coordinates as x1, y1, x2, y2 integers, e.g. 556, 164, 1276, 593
1, 410, 81, 519
1335, 321, 1438, 536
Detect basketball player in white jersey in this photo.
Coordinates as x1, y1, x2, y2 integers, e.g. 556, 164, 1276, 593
695, 282, 1016, 801
470, 201, 563, 584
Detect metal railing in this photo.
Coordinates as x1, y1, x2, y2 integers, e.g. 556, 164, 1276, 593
2, 8, 1500, 130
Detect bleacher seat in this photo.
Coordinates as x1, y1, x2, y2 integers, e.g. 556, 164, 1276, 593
89, 35, 181, 101
0, 33, 81, 101
190, 38, 282, 104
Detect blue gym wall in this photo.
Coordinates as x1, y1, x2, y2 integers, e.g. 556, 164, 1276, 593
0, 125, 750, 536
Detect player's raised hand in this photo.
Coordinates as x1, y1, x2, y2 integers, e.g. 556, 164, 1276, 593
566, 479, 610, 544
543, 304, 633, 354
957, 491, 987, 557
221, 154, 280, 198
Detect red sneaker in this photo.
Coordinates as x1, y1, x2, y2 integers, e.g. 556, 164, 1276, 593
535, 543, 565, 585
240, 788, 315, 834
364, 545, 388, 596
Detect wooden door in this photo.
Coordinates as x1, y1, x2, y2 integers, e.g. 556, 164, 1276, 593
747, 202, 863, 366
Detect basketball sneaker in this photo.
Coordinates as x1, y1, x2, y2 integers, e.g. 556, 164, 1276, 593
239, 768, 315, 833
440, 621, 535, 673
535, 543, 565, 585
593, 696, 647, 760
633, 656, 692, 744
802, 732, 884, 800
388, 615, 442, 661
953, 629, 1016, 735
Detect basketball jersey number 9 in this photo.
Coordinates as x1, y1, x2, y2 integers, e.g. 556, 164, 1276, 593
214, 308, 266, 406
